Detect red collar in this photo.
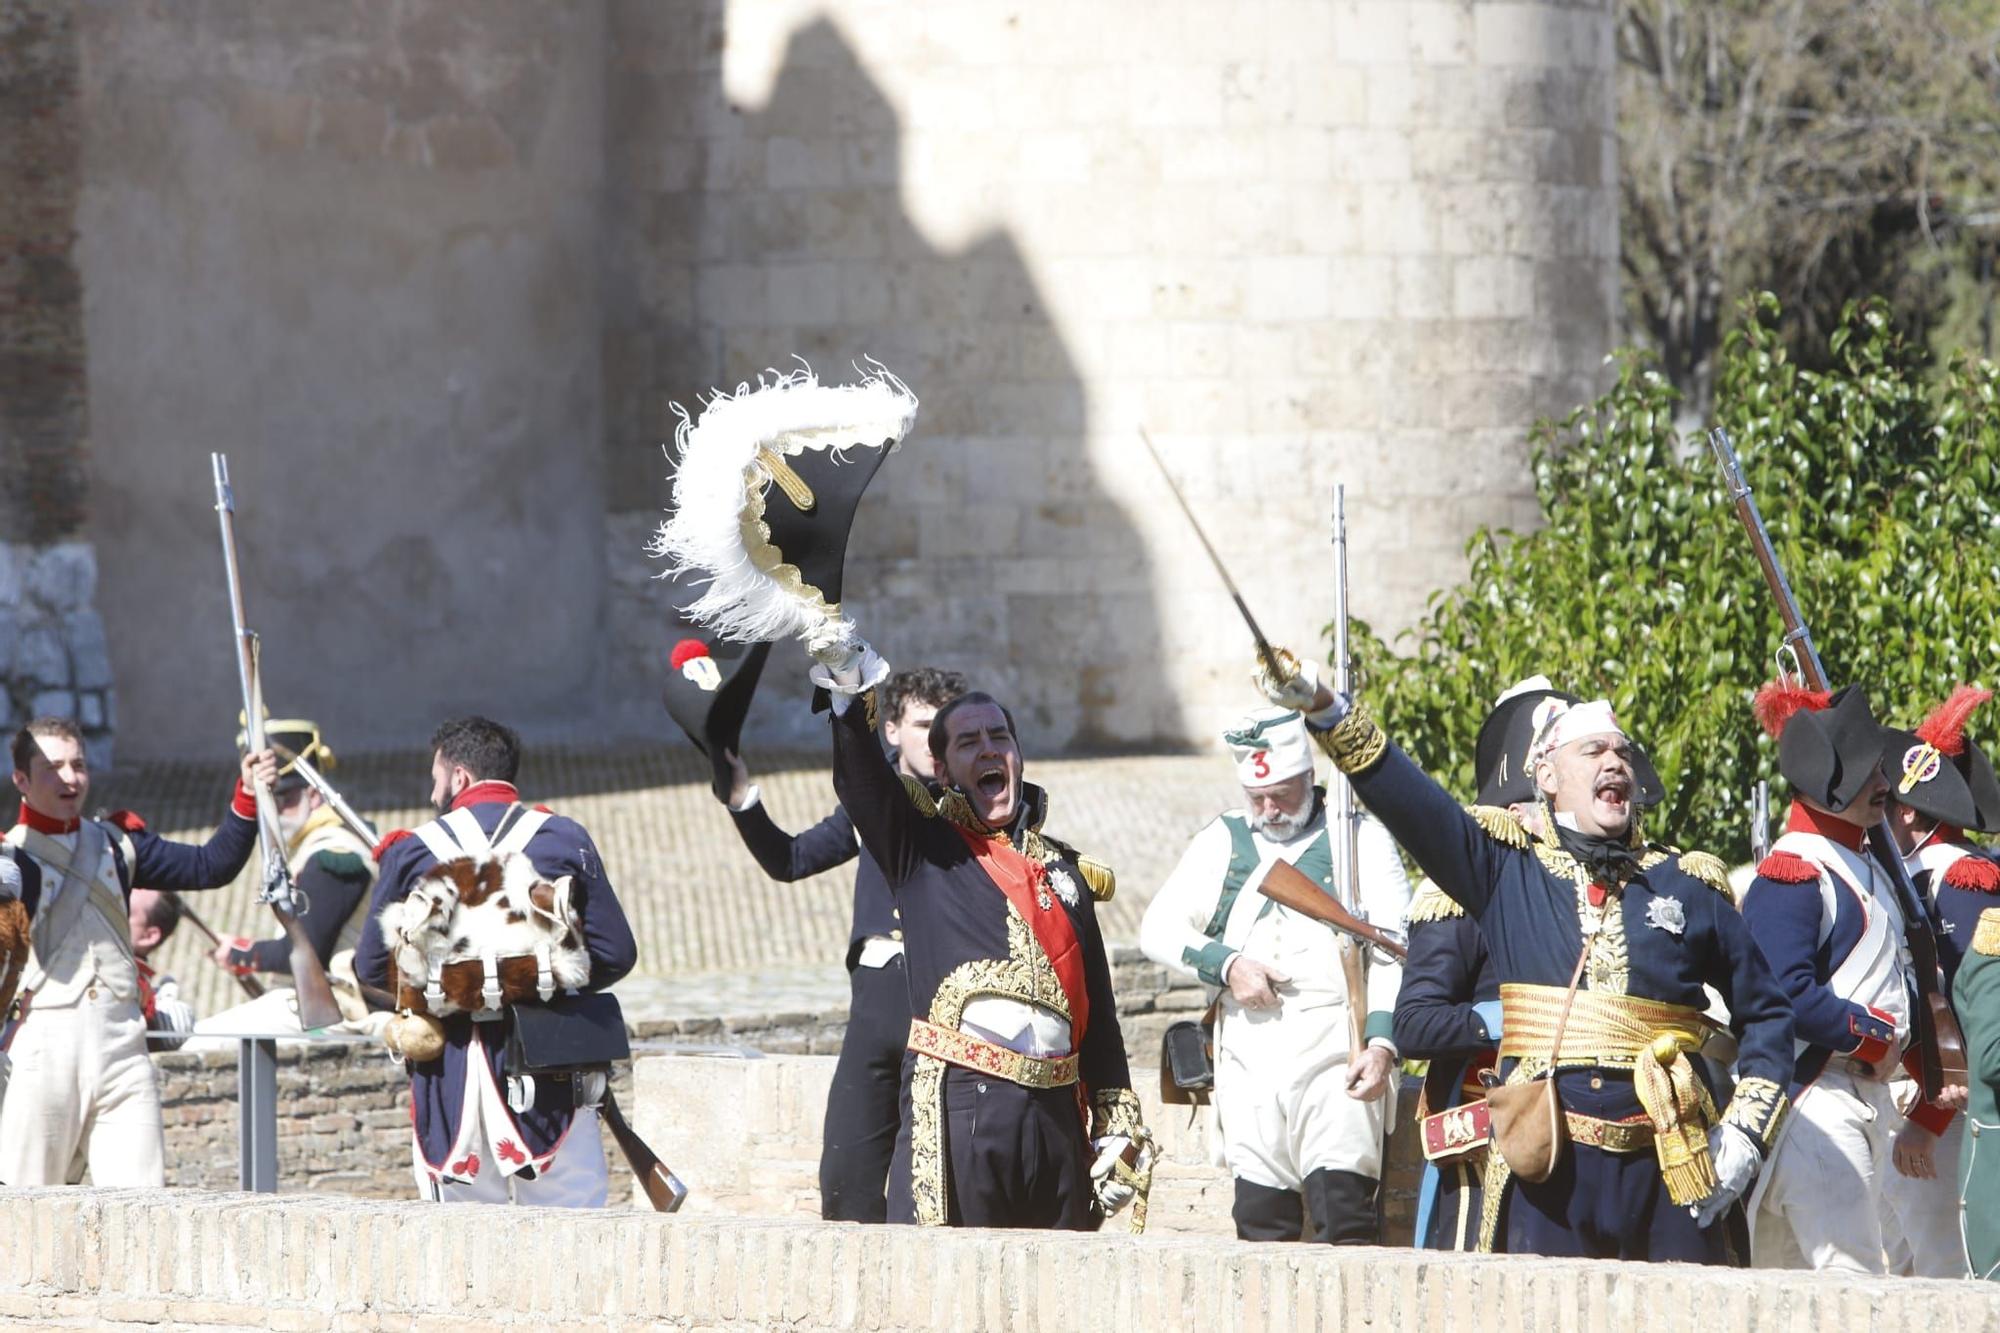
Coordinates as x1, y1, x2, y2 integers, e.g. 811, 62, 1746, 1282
1785, 799, 1868, 851
449, 780, 520, 812
15, 805, 81, 836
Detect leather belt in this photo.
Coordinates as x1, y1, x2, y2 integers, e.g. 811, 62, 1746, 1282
907, 1018, 1079, 1090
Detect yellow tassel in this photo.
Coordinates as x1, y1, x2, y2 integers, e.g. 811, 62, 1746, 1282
900, 775, 938, 818
1632, 1031, 1717, 1206
1406, 880, 1466, 922
1465, 805, 1529, 849
1077, 855, 1116, 902
1677, 850, 1732, 897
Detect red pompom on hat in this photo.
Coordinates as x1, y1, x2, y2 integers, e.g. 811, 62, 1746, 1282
670, 638, 712, 672
1915, 685, 1992, 757
1754, 681, 1833, 739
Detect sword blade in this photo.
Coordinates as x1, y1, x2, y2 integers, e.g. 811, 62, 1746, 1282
1137, 427, 1284, 674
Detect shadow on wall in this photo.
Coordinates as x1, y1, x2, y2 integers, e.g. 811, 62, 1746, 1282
602, 6, 1175, 759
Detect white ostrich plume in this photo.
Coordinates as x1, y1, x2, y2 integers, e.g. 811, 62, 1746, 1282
649, 360, 918, 644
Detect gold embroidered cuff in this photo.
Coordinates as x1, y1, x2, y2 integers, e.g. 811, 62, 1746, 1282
1314, 701, 1387, 775
1090, 1086, 1145, 1141
1720, 1076, 1788, 1150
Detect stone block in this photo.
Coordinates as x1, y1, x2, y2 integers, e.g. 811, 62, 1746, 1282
0, 547, 20, 608
1474, 4, 1570, 68
64, 609, 112, 690
24, 543, 95, 614
1247, 255, 1330, 322
1331, 1, 1411, 65
16, 622, 69, 690
29, 689, 75, 722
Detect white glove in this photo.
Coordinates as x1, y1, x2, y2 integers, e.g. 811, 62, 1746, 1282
805, 616, 865, 675
1252, 649, 1320, 711
1089, 1134, 1153, 1216
1689, 1123, 1760, 1228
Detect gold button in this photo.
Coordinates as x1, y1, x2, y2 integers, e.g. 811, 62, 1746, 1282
890, 929, 903, 941
892, 908, 901, 919
1589, 1076, 1603, 1090
87, 987, 99, 1001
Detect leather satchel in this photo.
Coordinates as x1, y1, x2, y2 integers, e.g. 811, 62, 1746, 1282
504, 990, 630, 1076
1159, 1003, 1218, 1106
1485, 938, 1590, 1184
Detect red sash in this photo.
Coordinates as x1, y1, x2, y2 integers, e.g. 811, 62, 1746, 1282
956, 828, 1090, 1047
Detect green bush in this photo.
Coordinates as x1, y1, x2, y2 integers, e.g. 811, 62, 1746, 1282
1346, 294, 2000, 861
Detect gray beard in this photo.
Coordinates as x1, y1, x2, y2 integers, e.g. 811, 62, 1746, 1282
1251, 807, 1316, 842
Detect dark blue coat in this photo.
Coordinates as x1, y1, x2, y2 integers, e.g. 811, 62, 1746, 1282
1346, 737, 1794, 1146
730, 801, 900, 969
353, 794, 638, 1164
11, 804, 260, 915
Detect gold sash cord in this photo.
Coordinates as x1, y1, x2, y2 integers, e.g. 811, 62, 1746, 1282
1498, 984, 1720, 1207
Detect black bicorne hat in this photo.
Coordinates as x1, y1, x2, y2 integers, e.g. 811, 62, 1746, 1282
1762, 682, 1891, 814
1476, 685, 1578, 807
660, 625, 772, 803
1882, 686, 2000, 834
255, 719, 332, 796
1475, 684, 1666, 810
751, 440, 896, 613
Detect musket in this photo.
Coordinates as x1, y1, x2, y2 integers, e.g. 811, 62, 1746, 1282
212, 454, 344, 1031
1137, 427, 1285, 678
278, 749, 379, 846
1749, 780, 1771, 865
1257, 858, 1408, 961
1709, 427, 1965, 1097
1326, 484, 1374, 1068
161, 890, 267, 1002
601, 1088, 689, 1213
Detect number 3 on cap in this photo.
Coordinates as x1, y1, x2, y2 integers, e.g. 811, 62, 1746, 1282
1252, 751, 1271, 780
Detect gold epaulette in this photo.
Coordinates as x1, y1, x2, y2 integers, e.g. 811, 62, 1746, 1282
1465, 805, 1528, 849
1406, 879, 1465, 922
1077, 854, 1115, 902
900, 775, 938, 818
1674, 850, 1731, 897
1974, 908, 2000, 958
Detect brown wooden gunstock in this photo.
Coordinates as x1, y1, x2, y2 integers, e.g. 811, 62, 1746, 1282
602, 1089, 688, 1213
1256, 858, 1409, 961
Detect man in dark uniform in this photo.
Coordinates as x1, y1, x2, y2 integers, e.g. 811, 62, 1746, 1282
1878, 685, 2000, 1275
1396, 677, 1570, 1251
718, 665, 967, 1223
354, 716, 638, 1206
211, 720, 376, 983
810, 632, 1151, 1230
1259, 655, 1794, 1262
1952, 903, 2000, 1278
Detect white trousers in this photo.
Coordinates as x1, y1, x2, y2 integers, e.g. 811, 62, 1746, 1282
413, 1107, 609, 1207
1752, 1069, 1895, 1274
1213, 998, 1391, 1191
1878, 1079, 1967, 1279
0, 991, 165, 1187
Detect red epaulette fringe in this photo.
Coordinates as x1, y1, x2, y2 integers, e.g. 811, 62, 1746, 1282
106, 809, 148, 834
372, 828, 413, 860
1756, 850, 1820, 883
1944, 856, 2000, 894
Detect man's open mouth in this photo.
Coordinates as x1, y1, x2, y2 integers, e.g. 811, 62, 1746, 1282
1594, 778, 1630, 805
975, 767, 1008, 798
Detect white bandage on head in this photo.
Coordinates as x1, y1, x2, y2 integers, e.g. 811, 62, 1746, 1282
1224, 707, 1317, 788
1527, 698, 1626, 771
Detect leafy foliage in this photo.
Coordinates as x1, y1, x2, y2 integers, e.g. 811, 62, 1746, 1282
1346, 296, 2000, 861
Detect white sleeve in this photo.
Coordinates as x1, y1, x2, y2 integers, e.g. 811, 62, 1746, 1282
1358, 813, 1413, 1034
1139, 818, 1237, 985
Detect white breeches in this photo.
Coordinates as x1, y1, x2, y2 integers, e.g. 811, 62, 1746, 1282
1213, 999, 1391, 1191
1752, 1069, 1896, 1274
1878, 1080, 1967, 1279
0, 991, 165, 1188
414, 1106, 609, 1207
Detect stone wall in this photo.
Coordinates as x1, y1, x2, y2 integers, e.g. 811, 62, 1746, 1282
601, 0, 1621, 752
0, 4, 113, 764
73, 1, 612, 761
27, 0, 1617, 760
4, 1187, 1994, 1331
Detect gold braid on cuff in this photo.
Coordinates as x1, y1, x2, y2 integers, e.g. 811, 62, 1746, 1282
1315, 701, 1388, 775
1719, 1076, 1788, 1151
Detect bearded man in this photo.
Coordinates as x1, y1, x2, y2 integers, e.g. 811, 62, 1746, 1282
810, 636, 1150, 1231
1256, 655, 1794, 1262
1141, 705, 1410, 1243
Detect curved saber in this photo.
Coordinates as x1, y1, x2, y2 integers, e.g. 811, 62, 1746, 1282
1137, 427, 1284, 677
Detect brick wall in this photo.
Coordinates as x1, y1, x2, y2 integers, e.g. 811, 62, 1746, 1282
2, 1187, 1990, 1330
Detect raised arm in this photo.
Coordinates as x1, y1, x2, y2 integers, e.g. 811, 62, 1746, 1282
827, 683, 932, 887
730, 801, 859, 883
241, 849, 371, 974
1393, 906, 1499, 1060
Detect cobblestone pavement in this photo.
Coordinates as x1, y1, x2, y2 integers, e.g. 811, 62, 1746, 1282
100, 743, 1242, 1022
